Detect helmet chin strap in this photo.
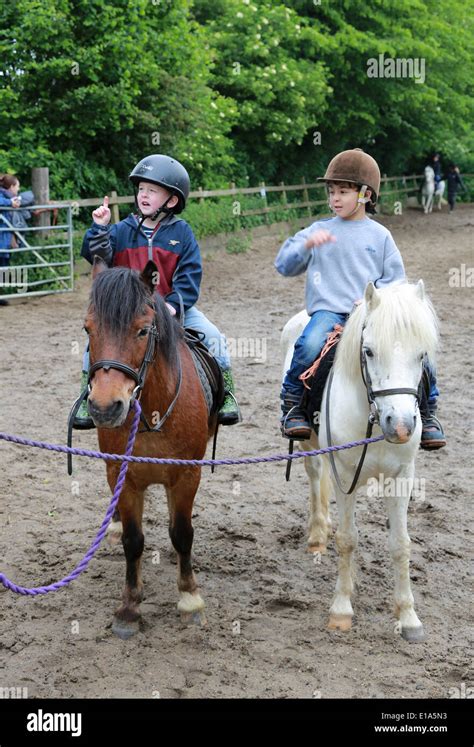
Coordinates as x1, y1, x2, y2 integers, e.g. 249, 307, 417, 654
340, 184, 370, 218
135, 193, 174, 233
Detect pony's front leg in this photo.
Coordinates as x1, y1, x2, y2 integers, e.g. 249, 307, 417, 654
385, 478, 426, 642
328, 490, 357, 632
111, 482, 145, 639
304, 450, 332, 553
166, 469, 205, 622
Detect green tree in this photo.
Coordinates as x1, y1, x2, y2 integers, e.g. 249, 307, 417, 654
0, 0, 236, 196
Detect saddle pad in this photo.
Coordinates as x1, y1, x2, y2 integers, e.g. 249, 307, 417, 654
184, 327, 225, 417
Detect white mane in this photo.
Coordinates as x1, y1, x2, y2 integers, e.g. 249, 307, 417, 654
334, 282, 439, 380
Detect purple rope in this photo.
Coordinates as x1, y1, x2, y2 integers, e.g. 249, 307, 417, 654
0, 400, 384, 466
0, 398, 384, 596
0, 400, 142, 596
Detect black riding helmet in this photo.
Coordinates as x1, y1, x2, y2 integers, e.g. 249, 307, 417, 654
129, 154, 190, 215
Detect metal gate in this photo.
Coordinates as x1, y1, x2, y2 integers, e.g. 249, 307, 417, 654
0, 203, 74, 300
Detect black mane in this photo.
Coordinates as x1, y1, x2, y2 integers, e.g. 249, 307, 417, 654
89, 267, 181, 368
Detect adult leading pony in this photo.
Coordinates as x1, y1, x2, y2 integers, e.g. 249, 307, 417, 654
281, 281, 438, 642
84, 257, 216, 638
421, 165, 445, 213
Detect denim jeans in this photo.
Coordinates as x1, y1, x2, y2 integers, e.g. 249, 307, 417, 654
282, 310, 440, 404
282, 310, 348, 398
82, 305, 231, 372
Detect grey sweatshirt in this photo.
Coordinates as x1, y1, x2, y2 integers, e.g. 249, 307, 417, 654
274, 215, 406, 314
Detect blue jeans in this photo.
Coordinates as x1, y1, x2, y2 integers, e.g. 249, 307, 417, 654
183, 306, 231, 370
82, 305, 231, 372
282, 310, 440, 404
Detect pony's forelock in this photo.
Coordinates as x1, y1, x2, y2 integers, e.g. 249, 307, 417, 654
89, 266, 180, 368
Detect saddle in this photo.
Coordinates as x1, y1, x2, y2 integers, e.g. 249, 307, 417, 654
184, 327, 225, 420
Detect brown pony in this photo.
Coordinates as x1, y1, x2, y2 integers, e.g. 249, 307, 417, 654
85, 257, 216, 638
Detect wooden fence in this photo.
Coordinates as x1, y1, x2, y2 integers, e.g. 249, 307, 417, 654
29, 169, 472, 225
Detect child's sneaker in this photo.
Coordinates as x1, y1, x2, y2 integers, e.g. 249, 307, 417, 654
280, 393, 311, 439
420, 405, 446, 450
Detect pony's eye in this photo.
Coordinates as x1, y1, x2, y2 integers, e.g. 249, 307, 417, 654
138, 328, 149, 338
365, 348, 374, 358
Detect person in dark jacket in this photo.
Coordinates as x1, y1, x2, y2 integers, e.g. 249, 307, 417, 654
0, 174, 21, 265
432, 153, 442, 187
445, 163, 466, 212
74, 154, 241, 429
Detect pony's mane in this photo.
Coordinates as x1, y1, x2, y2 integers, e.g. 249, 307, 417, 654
89, 267, 181, 368
334, 282, 439, 379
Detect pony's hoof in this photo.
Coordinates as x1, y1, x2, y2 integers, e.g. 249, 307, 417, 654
308, 543, 327, 554
111, 617, 140, 639
328, 614, 352, 632
401, 625, 426, 643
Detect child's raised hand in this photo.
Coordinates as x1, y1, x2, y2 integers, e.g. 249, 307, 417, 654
305, 229, 337, 249
92, 196, 111, 226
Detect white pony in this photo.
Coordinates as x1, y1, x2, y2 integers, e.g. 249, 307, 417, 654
421, 165, 445, 213
281, 281, 438, 642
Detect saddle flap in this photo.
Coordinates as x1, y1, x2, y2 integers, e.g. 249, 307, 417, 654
303, 343, 338, 434
184, 327, 225, 415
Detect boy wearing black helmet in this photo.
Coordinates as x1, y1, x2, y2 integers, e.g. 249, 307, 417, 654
74, 154, 241, 428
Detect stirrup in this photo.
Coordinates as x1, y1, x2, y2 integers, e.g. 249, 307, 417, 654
281, 405, 311, 440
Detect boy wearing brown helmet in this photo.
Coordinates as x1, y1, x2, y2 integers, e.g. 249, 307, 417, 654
275, 148, 445, 449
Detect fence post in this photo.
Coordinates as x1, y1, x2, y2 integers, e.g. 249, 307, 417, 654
280, 181, 288, 209
302, 176, 311, 217
110, 190, 120, 224
31, 167, 50, 232
198, 186, 204, 204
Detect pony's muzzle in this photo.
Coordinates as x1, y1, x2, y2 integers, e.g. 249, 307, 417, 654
88, 397, 128, 428
380, 407, 417, 444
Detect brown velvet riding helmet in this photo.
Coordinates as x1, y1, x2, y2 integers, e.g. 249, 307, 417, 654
318, 148, 381, 201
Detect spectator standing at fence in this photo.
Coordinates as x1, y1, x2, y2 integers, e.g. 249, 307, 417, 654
445, 163, 466, 212
8, 176, 35, 237
0, 174, 21, 267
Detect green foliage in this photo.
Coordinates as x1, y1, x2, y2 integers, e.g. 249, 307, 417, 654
225, 235, 251, 254
0, 0, 472, 200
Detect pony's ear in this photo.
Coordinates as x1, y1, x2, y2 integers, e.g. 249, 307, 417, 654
415, 279, 425, 300
141, 260, 159, 293
364, 281, 380, 310
92, 255, 108, 280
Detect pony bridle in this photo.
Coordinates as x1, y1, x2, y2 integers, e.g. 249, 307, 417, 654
88, 322, 158, 404
87, 300, 182, 432
359, 331, 423, 426
325, 326, 423, 495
